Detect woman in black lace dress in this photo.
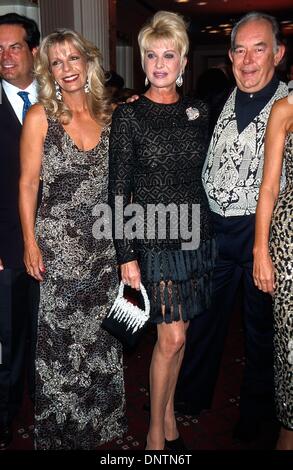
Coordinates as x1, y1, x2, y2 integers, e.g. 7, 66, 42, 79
109, 11, 215, 450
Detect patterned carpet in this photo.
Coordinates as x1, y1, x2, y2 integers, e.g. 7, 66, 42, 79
8, 305, 279, 452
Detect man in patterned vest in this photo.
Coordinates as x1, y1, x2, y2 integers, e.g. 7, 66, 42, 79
176, 12, 286, 442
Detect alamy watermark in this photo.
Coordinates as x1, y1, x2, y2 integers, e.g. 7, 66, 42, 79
92, 196, 201, 250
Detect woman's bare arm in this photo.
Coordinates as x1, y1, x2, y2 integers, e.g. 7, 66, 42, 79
19, 103, 48, 281
253, 98, 292, 294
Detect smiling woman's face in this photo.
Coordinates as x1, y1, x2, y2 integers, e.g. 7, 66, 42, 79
49, 40, 87, 94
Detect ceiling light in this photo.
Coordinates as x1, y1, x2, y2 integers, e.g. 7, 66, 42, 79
209, 30, 219, 33
197, 2, 207, 5
175, 0, 189, 3
219, 24, 231, 27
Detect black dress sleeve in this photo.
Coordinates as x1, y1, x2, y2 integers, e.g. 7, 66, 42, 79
108, 104, 138, 265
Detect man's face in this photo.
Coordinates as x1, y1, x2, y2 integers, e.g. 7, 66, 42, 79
0, 24, 37, 89
229, 19, 285, 93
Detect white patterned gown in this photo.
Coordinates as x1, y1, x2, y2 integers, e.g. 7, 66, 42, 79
34, 116, 126, 449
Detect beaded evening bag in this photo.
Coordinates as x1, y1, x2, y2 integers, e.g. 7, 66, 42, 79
102, 281, 150, 348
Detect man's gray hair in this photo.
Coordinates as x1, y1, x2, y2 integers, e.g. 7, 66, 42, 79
231, 11, 282, 53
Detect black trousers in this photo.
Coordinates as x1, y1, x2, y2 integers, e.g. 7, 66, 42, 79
0, 268, 39, 428
176, 214, 275, 421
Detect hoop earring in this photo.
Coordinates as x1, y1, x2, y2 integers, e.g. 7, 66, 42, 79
55, 80, 62, 101
84, 78, 90, 94
145, 76, 149, 87
176, 73, 183, 87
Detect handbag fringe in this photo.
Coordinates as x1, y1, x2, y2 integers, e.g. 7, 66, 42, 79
108, 282, 150, 333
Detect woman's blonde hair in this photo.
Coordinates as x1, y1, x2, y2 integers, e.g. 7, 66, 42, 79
138, 10, 189, 69
34, 29, 111, 124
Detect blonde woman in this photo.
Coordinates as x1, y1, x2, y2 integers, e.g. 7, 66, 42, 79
19, 29, 126, 449
109, 11, 215, 450
254, 96, 293, 449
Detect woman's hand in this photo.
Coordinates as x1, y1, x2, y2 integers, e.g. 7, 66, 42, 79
24, 241, 45, 281
120, 260, 141, 290
253, 250, 275, 295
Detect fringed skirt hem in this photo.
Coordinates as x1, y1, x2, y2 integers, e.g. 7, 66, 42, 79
138, 238, 217, 324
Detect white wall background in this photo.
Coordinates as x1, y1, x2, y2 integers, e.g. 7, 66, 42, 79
0, 0, 40, 27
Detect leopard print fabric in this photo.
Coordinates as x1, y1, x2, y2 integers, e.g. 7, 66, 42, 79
270, 132, 293, 430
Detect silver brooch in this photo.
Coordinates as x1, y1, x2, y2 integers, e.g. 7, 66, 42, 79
186, 107, 199, 120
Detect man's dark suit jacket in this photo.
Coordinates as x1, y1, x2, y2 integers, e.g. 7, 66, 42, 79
0, 82, 24, 269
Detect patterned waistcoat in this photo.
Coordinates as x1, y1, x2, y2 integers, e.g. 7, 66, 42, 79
202, 81, 288, 217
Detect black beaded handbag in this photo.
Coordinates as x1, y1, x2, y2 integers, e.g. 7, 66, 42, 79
102, 281, 150, 348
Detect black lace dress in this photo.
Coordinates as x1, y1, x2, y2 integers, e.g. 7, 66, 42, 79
109, 96, 216, 323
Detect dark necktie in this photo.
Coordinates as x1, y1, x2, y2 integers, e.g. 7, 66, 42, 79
17, 91, 32, 122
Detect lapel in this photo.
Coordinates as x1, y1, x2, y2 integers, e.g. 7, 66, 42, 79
0, 81, 22, 130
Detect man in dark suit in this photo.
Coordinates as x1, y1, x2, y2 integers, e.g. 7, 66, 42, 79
0, 13, 40, 450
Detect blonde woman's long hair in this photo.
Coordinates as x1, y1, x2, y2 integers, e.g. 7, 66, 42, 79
34, 29, 111, 125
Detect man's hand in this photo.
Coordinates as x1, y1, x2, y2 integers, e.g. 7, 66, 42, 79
126, 94, 140, 104
0, 258, 3, 271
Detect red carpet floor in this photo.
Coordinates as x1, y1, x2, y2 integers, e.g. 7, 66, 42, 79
7, 306, 279, 452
